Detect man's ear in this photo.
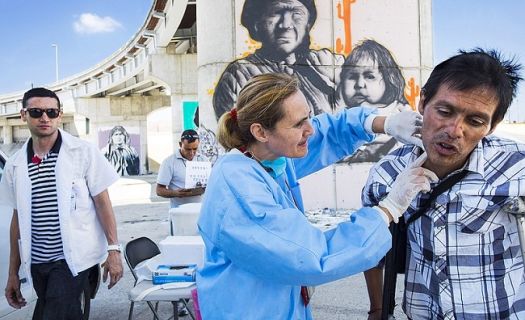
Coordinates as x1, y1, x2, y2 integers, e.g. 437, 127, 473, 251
417, 92, 426, 115
20, 109, 27, 122
250, 123, 269, 143
487, 119, 503, 135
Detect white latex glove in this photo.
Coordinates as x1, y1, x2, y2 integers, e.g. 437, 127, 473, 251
392, 101, 413, 112
384, 110, 423, 148
377, 152, 439, 223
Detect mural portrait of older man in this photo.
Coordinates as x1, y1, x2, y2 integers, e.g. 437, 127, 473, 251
212, 0, 344, 119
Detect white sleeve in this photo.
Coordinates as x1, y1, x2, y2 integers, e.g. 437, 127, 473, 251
85, 143, 120, 196
0, 162, 16, 209
156, 157, 173, 186
364, 114, 378, 134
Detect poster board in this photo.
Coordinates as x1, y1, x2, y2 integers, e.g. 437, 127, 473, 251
184, 161, 212, 188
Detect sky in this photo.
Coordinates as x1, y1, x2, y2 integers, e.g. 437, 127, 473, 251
432, 0, 525, 121
0, 0, 151, 92
0, 0, 524, 119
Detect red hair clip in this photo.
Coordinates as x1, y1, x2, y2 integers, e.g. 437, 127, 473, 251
230, 107, 237, 122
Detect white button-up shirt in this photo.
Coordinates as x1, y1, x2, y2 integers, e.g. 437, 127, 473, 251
0, 129, 119, 279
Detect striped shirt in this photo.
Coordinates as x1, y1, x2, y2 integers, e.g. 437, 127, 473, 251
27, 134, 64, 264
362, 136, 525, 319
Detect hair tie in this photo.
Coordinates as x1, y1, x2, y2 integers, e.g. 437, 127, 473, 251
230, 107, 238, 122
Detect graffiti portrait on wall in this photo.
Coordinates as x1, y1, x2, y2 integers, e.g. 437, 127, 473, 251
99, 125, 140, 176
213, 0, 344, 119
198, 124, 221, 163
337, 39, 412, 163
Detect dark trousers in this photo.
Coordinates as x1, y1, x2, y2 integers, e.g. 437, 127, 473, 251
31, 260, 89, 320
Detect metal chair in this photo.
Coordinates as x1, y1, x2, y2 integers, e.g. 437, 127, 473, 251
124, 236, 196, 320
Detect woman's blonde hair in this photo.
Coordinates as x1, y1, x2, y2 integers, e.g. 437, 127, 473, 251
217, 73, 300, 151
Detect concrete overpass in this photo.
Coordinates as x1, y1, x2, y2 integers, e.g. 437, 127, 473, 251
0, 0, 198, 173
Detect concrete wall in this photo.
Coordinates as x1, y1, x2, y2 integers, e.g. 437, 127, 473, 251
67, 53, 199, 174
150, 53, 199, 160
75, 95, 171, 175
147, 106, 173, 172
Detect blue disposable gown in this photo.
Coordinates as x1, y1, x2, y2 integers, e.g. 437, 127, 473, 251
197, 107, 392, 319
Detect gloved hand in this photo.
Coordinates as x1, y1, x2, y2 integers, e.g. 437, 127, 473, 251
378, 152, 438, 223
392, 101, 413, 112
384, 110, 423, 148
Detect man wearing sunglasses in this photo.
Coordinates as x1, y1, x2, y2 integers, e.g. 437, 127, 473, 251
0, 87, 123, 319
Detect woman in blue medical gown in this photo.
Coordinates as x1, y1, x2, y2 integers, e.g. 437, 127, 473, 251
197, 73, 435, 319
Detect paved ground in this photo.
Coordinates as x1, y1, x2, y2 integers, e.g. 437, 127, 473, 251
84, 175, 407, 320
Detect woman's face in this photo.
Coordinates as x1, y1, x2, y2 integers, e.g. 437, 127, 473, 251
341, 56, 386, 107
111, 130, 125, 146
264, 90, 314, 159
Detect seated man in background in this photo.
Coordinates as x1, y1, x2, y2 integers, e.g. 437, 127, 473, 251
362, 48, 525, 319
156, 129, 206, 210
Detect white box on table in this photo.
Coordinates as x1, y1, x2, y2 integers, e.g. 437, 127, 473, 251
169, 203, 201, 236
159, 235, 205, 268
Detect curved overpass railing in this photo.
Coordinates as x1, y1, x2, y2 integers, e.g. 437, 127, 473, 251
0, 0, 192, 116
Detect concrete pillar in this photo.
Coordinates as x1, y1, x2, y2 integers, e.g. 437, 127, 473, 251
1, 124, 13, 144
197, 0, 235, 132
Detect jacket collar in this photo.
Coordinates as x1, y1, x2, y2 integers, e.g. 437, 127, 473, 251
58, 128, 83, 150
13, 129, 82, 166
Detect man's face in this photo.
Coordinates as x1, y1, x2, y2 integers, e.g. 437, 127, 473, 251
20, 96, 62, 138
419, 84, 499, 178
180, 140, 200, 161
258, 0, 310, 56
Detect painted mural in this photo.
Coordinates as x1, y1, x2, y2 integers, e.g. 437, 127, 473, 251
197, 124, 221, 163
213, 0, 342, 118
210, 0, 421, 163
179, 101, 219, 163
339, 39, 412, 163
182, 101, 200, 130
99, 125, 140, 176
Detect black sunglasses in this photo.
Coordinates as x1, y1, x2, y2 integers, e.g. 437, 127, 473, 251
25, 108, 61, 119
181, 134, 199, 140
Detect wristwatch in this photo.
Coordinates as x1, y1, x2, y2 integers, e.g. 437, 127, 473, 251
107, 244, 122, 252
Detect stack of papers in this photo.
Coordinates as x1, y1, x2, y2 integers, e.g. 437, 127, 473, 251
184, 161, 212, 188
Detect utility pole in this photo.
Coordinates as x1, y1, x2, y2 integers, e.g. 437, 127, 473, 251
51, 44, 59, 82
